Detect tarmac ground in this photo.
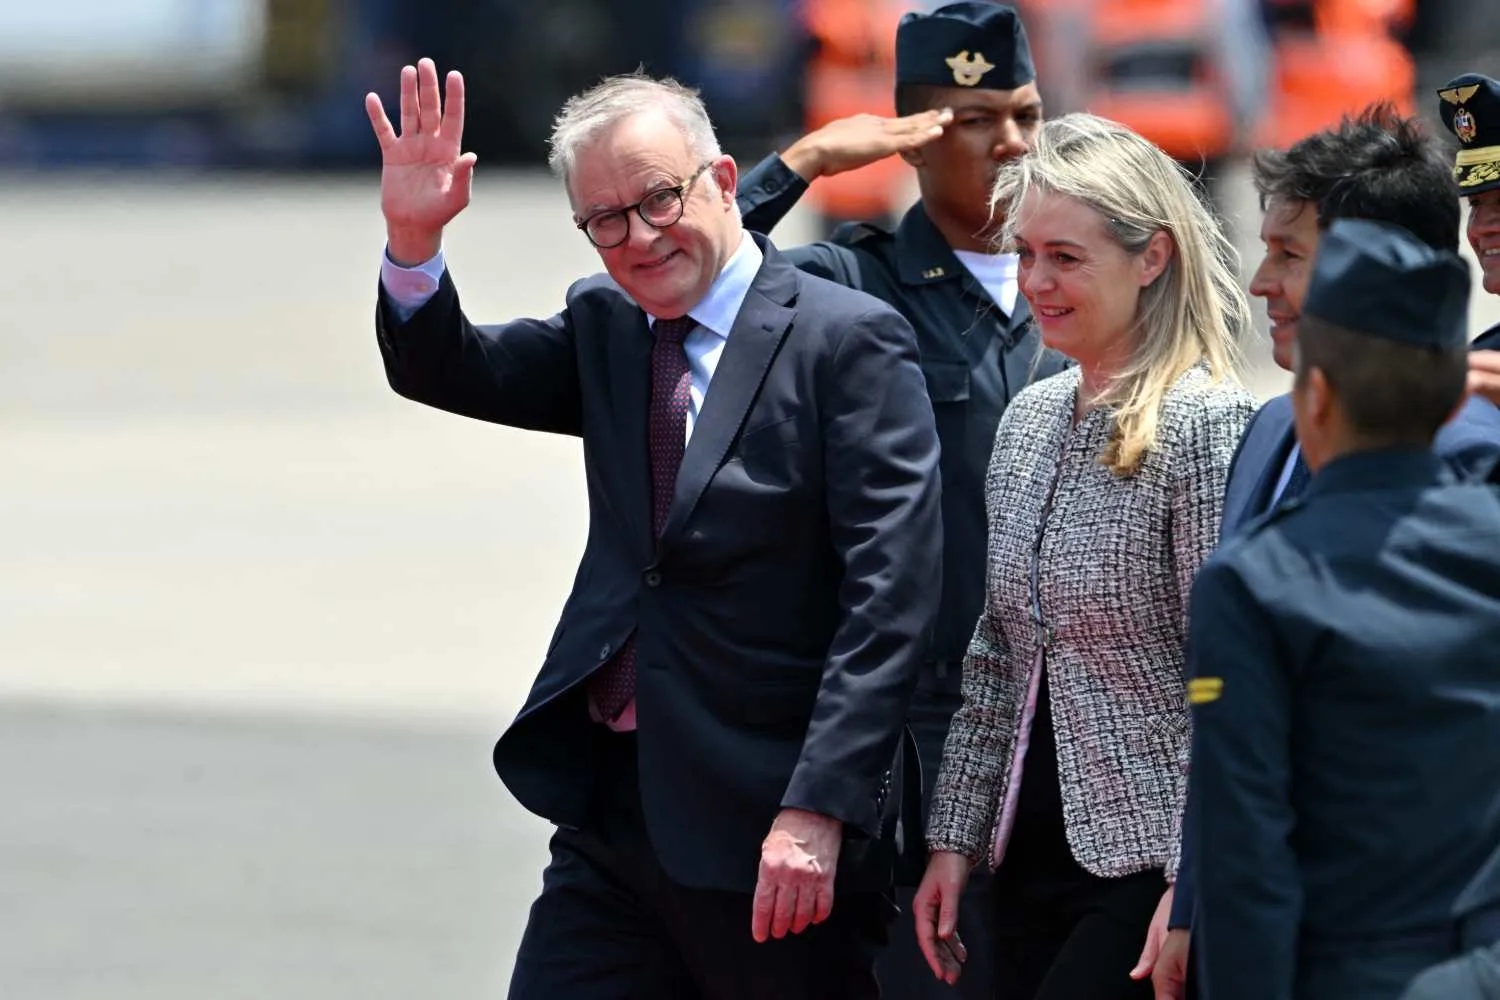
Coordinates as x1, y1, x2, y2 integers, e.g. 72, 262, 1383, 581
3, 165, 1496, 998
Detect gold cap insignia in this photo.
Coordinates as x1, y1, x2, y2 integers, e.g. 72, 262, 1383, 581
1187, 677, 1224, 705
945, 50, 995, 88
1455, 106, 1479, 145
1441, 84, 1483, 145
1440, 84, 1482, 106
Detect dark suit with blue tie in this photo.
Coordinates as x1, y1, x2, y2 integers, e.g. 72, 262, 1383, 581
1171, 391, 1500, 936
376, 233, 942, 999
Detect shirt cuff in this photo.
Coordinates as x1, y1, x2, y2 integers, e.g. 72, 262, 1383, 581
380, 246, 447, 323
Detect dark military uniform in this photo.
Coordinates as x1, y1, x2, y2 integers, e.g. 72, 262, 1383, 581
1187, 220, 1500, 1000
736, 5, 1066, 995
738, 154, 1065, 683
1476, 321, 1500, 352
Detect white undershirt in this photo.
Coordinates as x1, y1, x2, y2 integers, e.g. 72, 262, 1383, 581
952, 249, 1020, 316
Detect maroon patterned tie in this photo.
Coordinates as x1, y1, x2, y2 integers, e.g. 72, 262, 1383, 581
590, 314, 696, 722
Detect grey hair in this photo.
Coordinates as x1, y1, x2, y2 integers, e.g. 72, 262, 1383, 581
547, 73, 723, 182
991, 112, 1250, 476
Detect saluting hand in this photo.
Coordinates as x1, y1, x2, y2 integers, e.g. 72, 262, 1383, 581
365, 57, 477, 265
781, 108, 952, 182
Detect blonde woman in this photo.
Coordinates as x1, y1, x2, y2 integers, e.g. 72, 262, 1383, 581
912, 113, 1256, 999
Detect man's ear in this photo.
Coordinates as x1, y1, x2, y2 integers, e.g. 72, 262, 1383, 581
1306, 365, 1334, 422
900, 148, 926, 168
711, 155, 738, 205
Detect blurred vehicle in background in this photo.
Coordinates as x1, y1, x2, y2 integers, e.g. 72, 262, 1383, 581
1251, 0, 1417, 150
0, 0, 805, 170
0, 0, 1493, 173
794, 0, 909, 234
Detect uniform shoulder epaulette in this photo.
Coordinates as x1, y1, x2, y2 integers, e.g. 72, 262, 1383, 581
830, 219, 895, 247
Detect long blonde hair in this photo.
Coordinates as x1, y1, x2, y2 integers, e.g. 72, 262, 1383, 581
993, 113, 1249, 475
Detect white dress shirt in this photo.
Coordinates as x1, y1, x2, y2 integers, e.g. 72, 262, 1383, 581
951, 249, 1021, 317
380, 233, 764, 729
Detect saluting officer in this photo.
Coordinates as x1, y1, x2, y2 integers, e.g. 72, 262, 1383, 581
1186, 218, 1500, 1000
734, 5, 1066, 996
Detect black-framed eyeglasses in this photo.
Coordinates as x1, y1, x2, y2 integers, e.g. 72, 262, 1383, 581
576, 162, 713, 249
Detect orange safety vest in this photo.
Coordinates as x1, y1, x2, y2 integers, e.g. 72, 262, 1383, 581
800, 0, 910, 221
1253, 0, 1415, 150
1080, 0, 1236, 163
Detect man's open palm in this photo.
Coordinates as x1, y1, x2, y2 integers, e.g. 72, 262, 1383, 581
365, 58, 477, 259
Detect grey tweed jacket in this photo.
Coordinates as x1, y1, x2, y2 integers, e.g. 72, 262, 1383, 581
927, 363, 1256, 879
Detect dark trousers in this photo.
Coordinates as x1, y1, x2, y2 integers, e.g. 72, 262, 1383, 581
876, 675, 997, 999
989, 804, 1162, 1000
508, 729, 893, 1000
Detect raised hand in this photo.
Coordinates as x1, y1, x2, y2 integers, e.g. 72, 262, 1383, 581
365, 57, 478, 265
781, 108, 952, 182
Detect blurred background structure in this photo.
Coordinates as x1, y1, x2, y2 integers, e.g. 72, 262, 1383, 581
4, 2, 1500, 998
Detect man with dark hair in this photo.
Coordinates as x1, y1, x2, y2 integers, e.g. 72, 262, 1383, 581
1436, 73, 1500, 408
1140, 104, 1500, 1000
1248, 103, 1462, 374
734, 5, 1065, 996
1186, 217, 1500, 1000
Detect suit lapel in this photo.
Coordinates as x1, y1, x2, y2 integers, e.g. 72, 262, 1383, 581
1224, 399, 1296, 534
658, 243, 796, 550
607, 301, 655, 561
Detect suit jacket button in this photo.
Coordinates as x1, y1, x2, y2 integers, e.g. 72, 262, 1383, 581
598, 643, 612, 660
644, 571, 662, 588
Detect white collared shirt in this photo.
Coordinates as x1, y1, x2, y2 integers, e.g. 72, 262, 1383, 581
951, 249, 1020, 316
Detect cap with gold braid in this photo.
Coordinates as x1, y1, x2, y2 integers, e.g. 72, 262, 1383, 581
1437, 73, 1500, 196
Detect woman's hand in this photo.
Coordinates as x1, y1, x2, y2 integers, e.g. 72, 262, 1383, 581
913, 850, 973, 984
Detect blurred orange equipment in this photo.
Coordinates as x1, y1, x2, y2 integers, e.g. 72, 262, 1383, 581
1254, 0, 1417, 150
800, 0, 912, 222
1079, 0, 1237, 165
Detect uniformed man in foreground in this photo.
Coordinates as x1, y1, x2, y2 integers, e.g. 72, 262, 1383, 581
734, 4, 1067, 996
1185, 217, 1500, 1000
1437, 72, 1500, 408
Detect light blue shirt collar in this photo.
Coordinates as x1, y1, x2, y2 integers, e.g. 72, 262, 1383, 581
647, 232, 761, 339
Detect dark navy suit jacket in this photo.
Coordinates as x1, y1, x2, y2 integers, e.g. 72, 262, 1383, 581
376, 234, 943, 893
